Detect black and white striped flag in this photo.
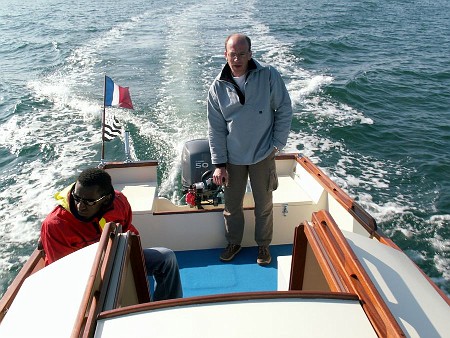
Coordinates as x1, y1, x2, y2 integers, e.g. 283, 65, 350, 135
103, 115, 122, 141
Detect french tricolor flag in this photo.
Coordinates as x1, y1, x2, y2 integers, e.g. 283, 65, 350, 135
104, 76, 134, 109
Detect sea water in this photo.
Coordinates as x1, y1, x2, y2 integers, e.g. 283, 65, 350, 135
0, 0, 449, 296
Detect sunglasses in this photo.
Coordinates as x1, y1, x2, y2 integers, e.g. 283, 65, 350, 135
71, 191, 108, 206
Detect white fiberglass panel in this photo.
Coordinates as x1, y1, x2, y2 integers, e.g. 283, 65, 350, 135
0, 244, 98, 338
344, 230, 450, 338
95, 298, 376, 338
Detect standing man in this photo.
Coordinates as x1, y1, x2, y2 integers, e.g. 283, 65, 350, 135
40, 167, 183, 301
207, 33, 293, 265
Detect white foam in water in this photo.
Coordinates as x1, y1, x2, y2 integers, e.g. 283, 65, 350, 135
0, 15, 152, 287
429, 215, 450, 281
247, 20, 374, 131
133, 1, 359, 203
288, 128, 414, 231
1, 0, 448, 295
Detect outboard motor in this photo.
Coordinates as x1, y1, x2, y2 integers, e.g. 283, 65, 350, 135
181, 138, 224, 208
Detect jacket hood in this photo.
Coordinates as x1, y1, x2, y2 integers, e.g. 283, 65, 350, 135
54, 183, 75, 212
54, 183, 116, 228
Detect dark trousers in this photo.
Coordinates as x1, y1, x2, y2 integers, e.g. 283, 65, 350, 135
224, 150, 278, 246
143, 247, 183, 301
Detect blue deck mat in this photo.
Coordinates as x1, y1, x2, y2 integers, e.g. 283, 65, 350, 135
175, 245, 293, 297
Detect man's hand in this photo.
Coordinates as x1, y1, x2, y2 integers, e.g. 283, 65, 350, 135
105, 221, 120, 230
213, 167, 228, 186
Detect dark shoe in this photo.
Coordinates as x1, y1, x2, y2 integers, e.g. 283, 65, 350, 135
220, 244, 241, 261
257, 246, 271, 265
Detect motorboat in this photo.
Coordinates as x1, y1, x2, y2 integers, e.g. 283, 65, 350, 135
0, 138, 448, 337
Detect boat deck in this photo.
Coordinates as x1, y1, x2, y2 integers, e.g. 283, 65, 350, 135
174, 245, 293, 297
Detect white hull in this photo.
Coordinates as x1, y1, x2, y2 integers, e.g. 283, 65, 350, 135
0, 154, 448, 338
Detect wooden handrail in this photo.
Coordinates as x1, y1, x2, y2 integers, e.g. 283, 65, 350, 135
300, 221, 350, 293
71, 223, 151, 338
102, 160, 158, 169
297, 156, 449, 306
98, 291, 359, 320
128, 235, 151, 304
289, 223, 307, 290
71, 222, 121, 338
310, 210, 405, 337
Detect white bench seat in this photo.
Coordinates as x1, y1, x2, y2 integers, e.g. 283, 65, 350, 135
244, 176, 314, 208
273, 176, 313, 205
115, 183, 157, 214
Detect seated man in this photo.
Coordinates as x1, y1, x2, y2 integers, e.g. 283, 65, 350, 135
40, 167, 182, 301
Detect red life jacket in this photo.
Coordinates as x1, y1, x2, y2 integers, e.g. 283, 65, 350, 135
40, 185, 139, 265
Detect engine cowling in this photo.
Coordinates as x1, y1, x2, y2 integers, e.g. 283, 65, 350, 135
181, 138, 213, 191
181, 138, 223, 208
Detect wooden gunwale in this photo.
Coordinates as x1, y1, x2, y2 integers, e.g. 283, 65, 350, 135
0, 248, 45, 323
72, 222, 121, 338
296, 156, 379, 236
97, 291, 359, 320
102, 161, 158, 169
306, 210, 406, 337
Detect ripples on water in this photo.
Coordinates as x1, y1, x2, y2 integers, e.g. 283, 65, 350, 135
0, 0, 449, 296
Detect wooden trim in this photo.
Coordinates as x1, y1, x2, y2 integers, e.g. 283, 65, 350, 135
0, 248, 45, 323
289, 223, 307, 290
297, 157, 449, 306
72, 222, 121, 338
275, 152, 297, 160
302, 221, 349, 292
310, 210, 405, 337
83, 291, 100, 338
102, 160, 158, 169
129, 235, 151, 304
153, 206, 260, 215
98, 291, 359, 320
296, 156, 378, 236
153, 208, 225, 215
379, 236, 401, 250
93, 225, 123, 315
72, 226, 152, 338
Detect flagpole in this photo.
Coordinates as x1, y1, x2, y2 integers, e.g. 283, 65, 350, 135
101, 75, 106, 161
